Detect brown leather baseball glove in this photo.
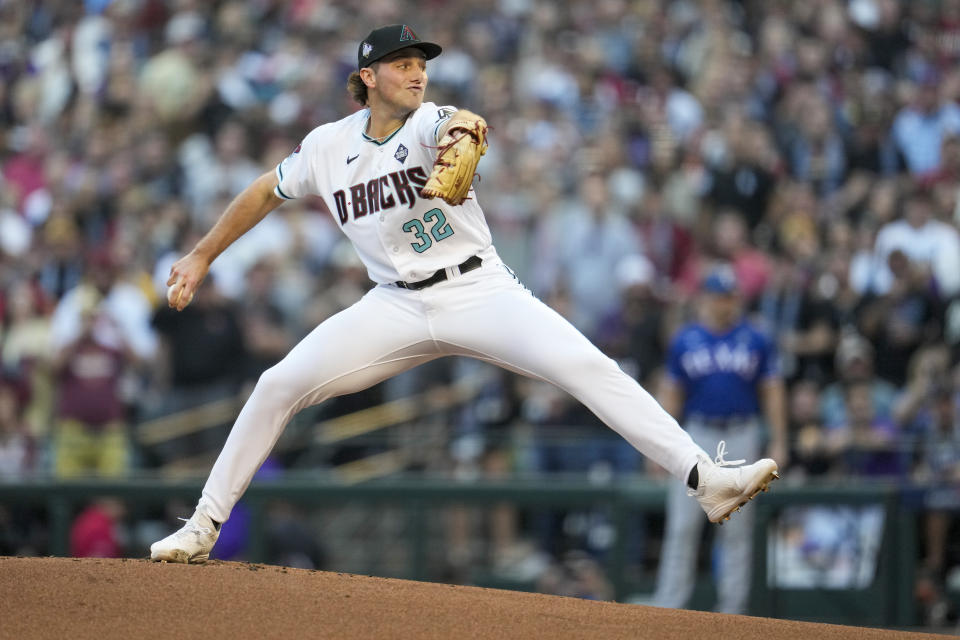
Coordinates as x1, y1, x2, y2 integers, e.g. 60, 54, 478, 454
421, 111, 488, 206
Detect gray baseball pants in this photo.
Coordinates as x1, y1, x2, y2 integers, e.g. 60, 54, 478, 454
653, 419, 763, 614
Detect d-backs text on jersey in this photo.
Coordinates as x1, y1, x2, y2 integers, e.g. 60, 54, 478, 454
332, 166, 430, 225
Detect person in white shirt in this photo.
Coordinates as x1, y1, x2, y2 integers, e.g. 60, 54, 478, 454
892, 78, 960, 176
871, 189, 960, 298
149, 24, 779, 564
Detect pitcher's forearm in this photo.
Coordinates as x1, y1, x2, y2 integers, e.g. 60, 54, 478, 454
194, 171, 284, 263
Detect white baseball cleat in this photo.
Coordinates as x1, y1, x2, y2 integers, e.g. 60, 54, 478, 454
150, 511, 221, 563
690, 441, 779, 524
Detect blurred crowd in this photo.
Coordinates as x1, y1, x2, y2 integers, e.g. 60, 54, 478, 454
2, 0, 960, 620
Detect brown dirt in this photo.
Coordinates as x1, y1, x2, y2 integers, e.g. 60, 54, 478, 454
0, 556, 947, 639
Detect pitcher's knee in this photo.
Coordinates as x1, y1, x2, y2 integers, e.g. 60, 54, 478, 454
254, 363, 334, 414
254, 365, 304, 409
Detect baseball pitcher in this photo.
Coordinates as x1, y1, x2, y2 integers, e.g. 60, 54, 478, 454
151, 25, 779, 564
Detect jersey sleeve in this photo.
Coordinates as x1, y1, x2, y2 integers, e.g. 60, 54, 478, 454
274, 128, 322, 200
415, 102, 459, 147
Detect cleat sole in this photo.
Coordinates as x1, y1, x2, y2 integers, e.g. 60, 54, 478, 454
151, 550, 208, 564
712, 469, 780, 524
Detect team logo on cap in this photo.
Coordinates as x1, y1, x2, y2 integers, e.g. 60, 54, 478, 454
394, 144, 408, 163
400, 25, 416, 41
361, 42, 373, 58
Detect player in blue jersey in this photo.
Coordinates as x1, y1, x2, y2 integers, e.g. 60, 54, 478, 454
652, 265, 788, 614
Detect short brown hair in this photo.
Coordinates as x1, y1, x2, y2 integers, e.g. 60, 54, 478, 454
347, 71, 368, 106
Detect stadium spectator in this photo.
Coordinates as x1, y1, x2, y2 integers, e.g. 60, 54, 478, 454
858, 250, 943, 386
0, 278, 53, 438
785, 93, 847, 196
787, 379, 844, 479
893, 344, 953, 432
0, 379, 34, 479
152, 271, 245, 398
821, 331, 898, 431
49, 250, 157, 366
871, 190, 960, 299
836, 380, 908, 478
909, 373, 960, 626
892, 75, 960, 176
758, 256, 837, 384
846, 82, 906, 178
183, 120, 261, 223
595, 254, 665, 389
137, 8, 210, 132
2, 125, 49, 213
47, 248, 152, 477
50, 288, 133, 478
69, 499, 125, 558
709, 210, 770, 303
532, 171, 642, 335
640, 65, 704, 145
631, 186, 697, 292
705, 111, 777, 233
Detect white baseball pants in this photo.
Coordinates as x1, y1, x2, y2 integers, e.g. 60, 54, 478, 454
198, 254, 707, 522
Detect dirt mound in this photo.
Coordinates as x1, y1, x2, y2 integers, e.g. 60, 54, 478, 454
0, 557, 944, 639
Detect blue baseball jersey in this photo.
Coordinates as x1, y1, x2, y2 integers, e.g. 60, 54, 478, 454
666, 320, 779, 420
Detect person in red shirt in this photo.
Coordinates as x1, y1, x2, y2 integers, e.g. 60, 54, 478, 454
70, 499, 125, 558
51, 288, 132, 478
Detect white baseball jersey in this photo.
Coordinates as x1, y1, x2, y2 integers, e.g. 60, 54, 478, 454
274, 102, 493, 284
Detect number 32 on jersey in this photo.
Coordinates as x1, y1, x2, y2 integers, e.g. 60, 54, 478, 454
402, 208, 454, 253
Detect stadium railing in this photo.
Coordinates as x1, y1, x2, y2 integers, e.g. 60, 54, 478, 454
0, 477, 943, 626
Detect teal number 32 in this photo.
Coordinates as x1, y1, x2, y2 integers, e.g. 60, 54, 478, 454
401, 208, 455, 253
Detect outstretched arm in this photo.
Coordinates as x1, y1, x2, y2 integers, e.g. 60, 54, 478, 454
167, 170, 284, 310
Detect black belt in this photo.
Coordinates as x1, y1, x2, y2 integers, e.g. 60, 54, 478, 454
394, 255, 482, 290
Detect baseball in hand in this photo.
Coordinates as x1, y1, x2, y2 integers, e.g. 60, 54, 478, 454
167, 283, 194, 307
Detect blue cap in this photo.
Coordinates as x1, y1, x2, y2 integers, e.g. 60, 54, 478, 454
702, 266, 738, 294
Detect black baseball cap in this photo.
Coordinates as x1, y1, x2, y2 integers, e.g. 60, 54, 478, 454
357, 24, 442, 70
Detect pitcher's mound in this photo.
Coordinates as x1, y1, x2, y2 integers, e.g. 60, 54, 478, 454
0, 557, 943, 639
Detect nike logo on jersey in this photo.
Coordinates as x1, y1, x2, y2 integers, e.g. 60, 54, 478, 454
332, 166, 430, 224
346, 154, 359, 164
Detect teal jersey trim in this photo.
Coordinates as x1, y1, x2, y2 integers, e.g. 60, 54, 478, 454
274, 164, 294, 199
275, 183, 294, 200
361, 112, 409, 146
